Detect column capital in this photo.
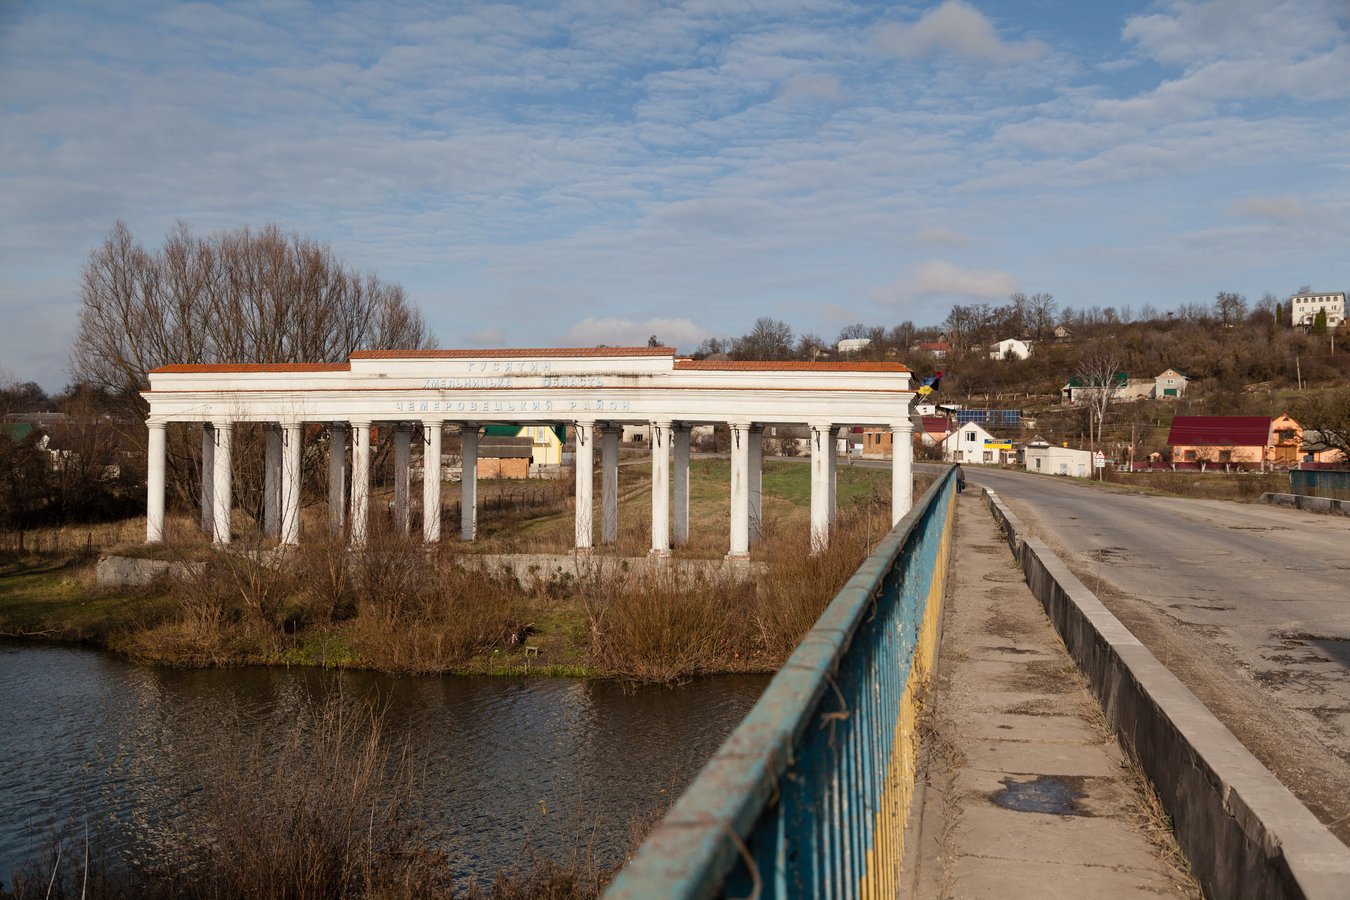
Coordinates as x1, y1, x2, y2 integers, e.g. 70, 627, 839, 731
145, 418, 168, 430
420, 417, 443, 427
649, 418, 674, 429
211, 418, 235, 431
809, 421, 834, 434
349, 419, 372, 429
890, 419, 915, 434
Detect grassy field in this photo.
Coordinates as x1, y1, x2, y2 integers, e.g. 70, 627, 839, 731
0, 458, 895, 682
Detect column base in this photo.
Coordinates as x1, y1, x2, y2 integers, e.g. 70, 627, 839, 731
574, 546, 595, 557
648, 548, 672, 559
724, 550, 750, 561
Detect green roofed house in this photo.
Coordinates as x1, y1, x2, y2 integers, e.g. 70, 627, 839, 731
481, 424, 566, 467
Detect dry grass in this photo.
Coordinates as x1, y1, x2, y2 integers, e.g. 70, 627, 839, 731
584, 509, 881, 683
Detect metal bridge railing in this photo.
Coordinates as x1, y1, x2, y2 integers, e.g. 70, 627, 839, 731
605, 466, 958, 900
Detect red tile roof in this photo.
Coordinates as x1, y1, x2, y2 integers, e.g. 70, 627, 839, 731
151, 363, 351, 373
1166, 416, 1271, 447
675, 360, 910, 372
350, 347, 675, 359
921, 416, 952, 434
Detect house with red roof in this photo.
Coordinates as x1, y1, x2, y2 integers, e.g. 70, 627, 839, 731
1166, 416, 1272, 469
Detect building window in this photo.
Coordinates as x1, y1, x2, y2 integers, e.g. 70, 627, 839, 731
1219, 450, 1232, 462
1185, 450, 1197, 461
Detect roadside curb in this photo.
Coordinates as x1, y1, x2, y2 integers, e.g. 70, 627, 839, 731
983, 487, 1350, 900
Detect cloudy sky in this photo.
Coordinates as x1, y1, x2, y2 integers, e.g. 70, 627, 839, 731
3, 0, 1349, 389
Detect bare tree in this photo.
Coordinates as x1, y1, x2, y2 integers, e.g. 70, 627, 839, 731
733, 317, 794, 360
1214, 291, 1247, 326
1295, 393, 1350, 461
73, 221, 433, 412
1028, 292, 1056, 340
1075, 348, 1124, 448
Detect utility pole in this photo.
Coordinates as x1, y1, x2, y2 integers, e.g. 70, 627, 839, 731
1296, 356, 1303, 390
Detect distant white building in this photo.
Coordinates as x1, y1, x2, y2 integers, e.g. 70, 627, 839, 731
1154, 368, 1187, 399
988, 338, 1032, 360
1024, 439, 1093, 478
1289, 290, 1345, 328
837, 337, 873, 354
943, 422, 1010, 465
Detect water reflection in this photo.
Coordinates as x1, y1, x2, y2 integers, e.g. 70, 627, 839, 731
0, 642, 765, 885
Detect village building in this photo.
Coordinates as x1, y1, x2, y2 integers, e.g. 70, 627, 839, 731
1289, 290, 1346, 329
1023, 438, 1094, 478
943, 422, 1011, 465
988, 338, 1032, 360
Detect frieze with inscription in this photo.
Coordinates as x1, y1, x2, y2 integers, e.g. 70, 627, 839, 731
394, 397, 633, 415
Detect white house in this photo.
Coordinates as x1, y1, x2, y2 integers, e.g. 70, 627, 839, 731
1289, 290, 1345, 328
989, 338, 1032, 360
837, 337, 872, 354
943, 422, 1010, 465
1154, 369, 1187, 399
1024, 439, 1093, 477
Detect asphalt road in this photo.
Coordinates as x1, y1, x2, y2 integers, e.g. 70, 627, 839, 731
954, 465, 1350, 840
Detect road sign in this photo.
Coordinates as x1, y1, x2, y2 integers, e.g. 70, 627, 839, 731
1094, 451, 1106, 468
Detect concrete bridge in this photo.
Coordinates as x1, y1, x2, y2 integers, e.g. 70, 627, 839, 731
604, 469, 1350, 899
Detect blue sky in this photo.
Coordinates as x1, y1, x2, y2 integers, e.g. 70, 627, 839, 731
2, 0, 1349, 390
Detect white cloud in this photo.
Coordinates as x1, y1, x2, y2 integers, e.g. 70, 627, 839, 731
1228, 194, 1315, 222
874, 1, 1046, 64
872, 260, 1018, 304
562, 317, 709, 351
914, 226, 968, 246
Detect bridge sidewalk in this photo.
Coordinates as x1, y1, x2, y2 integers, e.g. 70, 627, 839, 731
902, 490, 1198, 899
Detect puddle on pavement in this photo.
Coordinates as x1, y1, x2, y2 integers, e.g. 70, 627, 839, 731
992, 775, 1090, 816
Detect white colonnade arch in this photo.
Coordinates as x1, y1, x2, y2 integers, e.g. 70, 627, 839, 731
142, 348, 916, 557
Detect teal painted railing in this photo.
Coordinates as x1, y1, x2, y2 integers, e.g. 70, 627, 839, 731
604, 466, 958, 900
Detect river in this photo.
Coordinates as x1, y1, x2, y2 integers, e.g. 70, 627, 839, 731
0, 642, 766, 888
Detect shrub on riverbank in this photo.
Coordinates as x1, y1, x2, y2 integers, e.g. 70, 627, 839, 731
584, 506, 882, 683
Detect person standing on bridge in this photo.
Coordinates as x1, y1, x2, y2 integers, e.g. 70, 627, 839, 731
954, 463, 965, 494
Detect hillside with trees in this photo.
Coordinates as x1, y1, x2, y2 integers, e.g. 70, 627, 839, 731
692, 292, 1349, 461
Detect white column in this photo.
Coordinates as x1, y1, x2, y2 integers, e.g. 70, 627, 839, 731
423, 421, 442, 542
328, 424, 347, 536
891, 420, 915, 526
211, 420, 233, 546
574, 421, 595, 553
263, 426, 282, 538
600, 426, 620, 545
350, 421, 370, 547
460, 425, 479, 541
828, 426, 840, 530
393, 424, 412, 534
729, 421, 751, 558
650, 420, 672, 557
280, 422, 302, 546
200, 423, 214, 534
672, 424, 691, 546
748, 425, 763, 544
146, 421, 167, 543
809, 423, 831, 554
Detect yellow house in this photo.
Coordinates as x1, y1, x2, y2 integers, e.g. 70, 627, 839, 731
483, 425, 565, 467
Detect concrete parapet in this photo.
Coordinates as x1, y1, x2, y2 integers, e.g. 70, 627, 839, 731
459, 552, 764, 586
984, 488, 1350, 900
1260, 491, 1350, 516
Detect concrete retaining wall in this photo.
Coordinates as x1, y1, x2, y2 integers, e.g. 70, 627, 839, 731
983, 488, 1350, 900
97, 551, 758, 588
1260, 492, 1350, 516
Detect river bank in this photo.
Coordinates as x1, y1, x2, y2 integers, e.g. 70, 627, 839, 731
0, 459, 905, 683
0, 643, 766, 897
